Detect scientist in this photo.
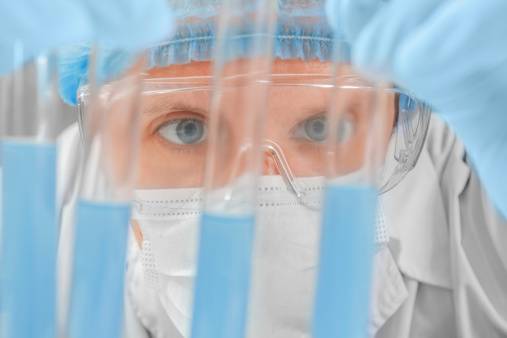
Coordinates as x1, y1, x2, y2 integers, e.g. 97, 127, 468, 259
56, 1, 407, 336
1, 0, 507, 337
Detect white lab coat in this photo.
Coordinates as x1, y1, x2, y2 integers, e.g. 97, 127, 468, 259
56, 116, 507, 338
375, 116, 507, 337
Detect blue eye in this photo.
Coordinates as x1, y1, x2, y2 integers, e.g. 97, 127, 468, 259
293, 115, 355, 144
158, 118, 207, 145
293, 115, 329, 143
303, 116, 327, 142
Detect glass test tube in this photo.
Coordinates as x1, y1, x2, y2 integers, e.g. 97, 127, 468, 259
312, 41, 391, 338
66, 47, 144, 338
190, 1, 276, 338
0, 45, 64, 338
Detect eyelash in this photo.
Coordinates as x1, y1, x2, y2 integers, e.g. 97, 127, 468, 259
153, 111, 206, 133
150, 107, 359, 147
147, 111, 207, 154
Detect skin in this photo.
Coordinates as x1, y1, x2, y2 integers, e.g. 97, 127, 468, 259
135, 59, 396, 188
128, 58, 396, 246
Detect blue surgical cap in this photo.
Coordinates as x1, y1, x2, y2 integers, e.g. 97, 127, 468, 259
59, 0, 341, 105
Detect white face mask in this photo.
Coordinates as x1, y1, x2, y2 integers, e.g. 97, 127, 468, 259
129, 175, 388, 338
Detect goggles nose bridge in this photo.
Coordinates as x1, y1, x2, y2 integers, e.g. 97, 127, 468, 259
209, 140, 318, 209
262, 153, 280, 176
261, 140, 305, 201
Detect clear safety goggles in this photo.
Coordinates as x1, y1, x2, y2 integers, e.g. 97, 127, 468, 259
77, 73, 430, 198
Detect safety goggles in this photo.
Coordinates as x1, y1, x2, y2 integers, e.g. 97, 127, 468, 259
77, 72, 430, 198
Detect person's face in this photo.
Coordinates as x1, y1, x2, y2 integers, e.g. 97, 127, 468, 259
136, 59, 396, 188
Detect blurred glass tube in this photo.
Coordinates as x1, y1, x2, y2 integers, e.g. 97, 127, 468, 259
190, 1, 276, 338
0, 44, 64, 338
66, 47, 144, 338
0, 68, 6, 330
312, 41, 391, 338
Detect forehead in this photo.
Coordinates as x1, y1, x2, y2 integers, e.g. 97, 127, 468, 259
146, 59, 339, 78
143, 59, 341, 114
142, 59, 373, 118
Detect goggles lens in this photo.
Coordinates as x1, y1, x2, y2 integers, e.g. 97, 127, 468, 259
77, 74, 430, 194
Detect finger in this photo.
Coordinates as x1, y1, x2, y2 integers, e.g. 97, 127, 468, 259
395, 0, 507, 103
338, 0, 385, 41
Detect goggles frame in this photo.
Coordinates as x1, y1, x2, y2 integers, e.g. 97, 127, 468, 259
76, 74, 431, 195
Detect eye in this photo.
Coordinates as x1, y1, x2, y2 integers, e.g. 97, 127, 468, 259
292, 114, 355, 144
158, 118, 207, 145
293, 115, 328, 143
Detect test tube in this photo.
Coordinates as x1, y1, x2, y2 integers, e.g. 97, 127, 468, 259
0, 68, 6, 330
190, 1, 276, 338
66, 47, 144, 338
0, 45, 65, 338
312, 40, 392, 338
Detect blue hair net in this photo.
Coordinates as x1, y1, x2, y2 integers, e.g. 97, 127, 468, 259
59, 0, 341, 105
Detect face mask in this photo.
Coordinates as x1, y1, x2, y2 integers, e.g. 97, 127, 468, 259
130, 175, 388, 338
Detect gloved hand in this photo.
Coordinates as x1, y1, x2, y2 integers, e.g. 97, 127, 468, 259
326, 0, 507, 217
0, 0, 174, 73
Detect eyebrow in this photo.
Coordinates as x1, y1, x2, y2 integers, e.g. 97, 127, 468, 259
143, 99, 209, 117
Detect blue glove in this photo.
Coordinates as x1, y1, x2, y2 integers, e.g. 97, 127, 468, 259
0, 0, 174, 74
326, 0, 507, 218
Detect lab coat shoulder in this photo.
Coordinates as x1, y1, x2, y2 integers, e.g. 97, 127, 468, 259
425, 115, 507, 336
382, 116, 457, 290
443, 130, 507, 334
373, 116, 460, 337
379, 116, 507, 337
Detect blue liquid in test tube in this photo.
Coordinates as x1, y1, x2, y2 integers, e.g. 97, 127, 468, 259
313, 185, 377, 338
0, 165, 3, 323
68, 200, 130, 338
1, 141, 58, 338
0, 165, 2, 323
191, 213, 255, 338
